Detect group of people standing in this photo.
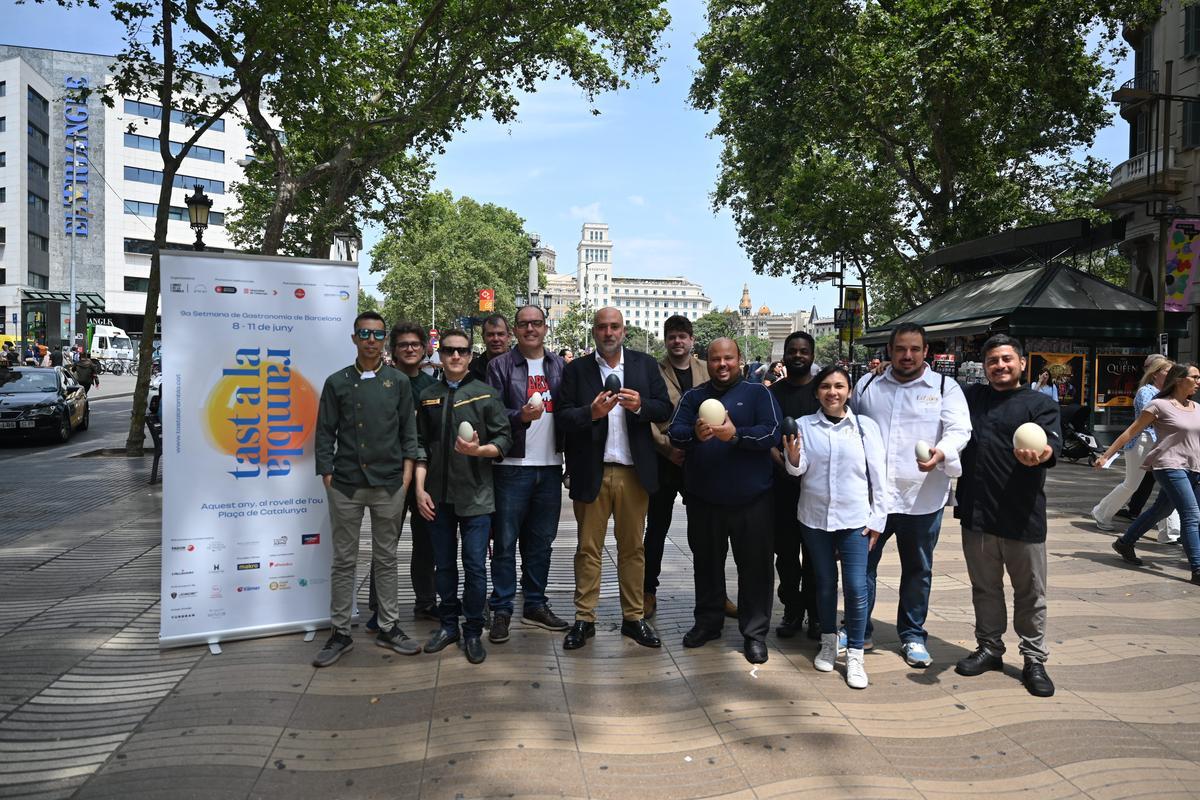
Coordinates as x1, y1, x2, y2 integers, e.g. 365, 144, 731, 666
313, 307, 1062, 697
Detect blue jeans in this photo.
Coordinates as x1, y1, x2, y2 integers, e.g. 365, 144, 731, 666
801, 525, 869, 650
429, 503, 490, 638
865, 509, 942, 644
1134, 470, 1200, 572
1119, 484, 1175, 545
489, 465, 563, 616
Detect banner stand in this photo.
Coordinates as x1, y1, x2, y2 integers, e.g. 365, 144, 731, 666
159, 251, 358, 651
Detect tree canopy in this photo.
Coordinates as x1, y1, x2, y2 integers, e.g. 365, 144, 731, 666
373, 191, 531, 331
690, 0, 1156, 321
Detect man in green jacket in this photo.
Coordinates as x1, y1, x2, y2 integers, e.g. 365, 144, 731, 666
415, 329, 512, 664
313, 311, 421, 668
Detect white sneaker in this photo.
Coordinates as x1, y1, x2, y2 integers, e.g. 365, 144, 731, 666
814, 633, 838, 672
1091, 508, 1114, 531
846, 648, 869, 689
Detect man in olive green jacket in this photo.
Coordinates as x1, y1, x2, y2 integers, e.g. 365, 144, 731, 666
313, 312, 421, 668
415, 329, 512, 664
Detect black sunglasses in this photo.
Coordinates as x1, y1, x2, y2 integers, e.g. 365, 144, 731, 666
356, 328, 387, 341
440, 345, 471, 357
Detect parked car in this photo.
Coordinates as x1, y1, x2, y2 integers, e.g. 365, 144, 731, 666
0, 367, 90, 443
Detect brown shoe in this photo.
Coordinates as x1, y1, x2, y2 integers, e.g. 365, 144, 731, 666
644, 593, 657, 618
724, 597, 738, 618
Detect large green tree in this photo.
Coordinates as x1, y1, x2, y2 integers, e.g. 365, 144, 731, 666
552, 302, 591, 353
690, 0, 1155, 322
692, 310, 741, 355
374, 191, 530, 331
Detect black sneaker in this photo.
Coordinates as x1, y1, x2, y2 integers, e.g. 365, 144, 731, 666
521, 605, 570, 631
776, 610, 803, 639
1111, 539, 1143, 566
489, 613, 511, 643
313, 632, 353, 668
376, 625, 421, 655
1022, 659, 1055, 697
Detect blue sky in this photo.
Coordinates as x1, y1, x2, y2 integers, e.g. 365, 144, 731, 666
5, 0, 1133, 321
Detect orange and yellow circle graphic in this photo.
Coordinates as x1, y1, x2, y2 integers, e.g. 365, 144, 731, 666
203, 360, 318, 462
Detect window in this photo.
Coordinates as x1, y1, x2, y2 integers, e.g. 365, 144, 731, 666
123, 98, 225, 131
27, 122, 48, 147
1186, 102, 1200, 149
0, 81, 5, 97
124, 132, 225, 163
0, 268, 6, 284
123, 165, 225, 194
0, 188, 5, 203
27, 157, 48, 181
0, 118, 5, 133
123, 199, 224, 225
124, 276, 151, 292
27, 191, 48, 214
1188, 6, 1200, 57
28, 271, 49, 290
0, 152, 5, 167
27, 87, 49, 115
28, 231, 49, 252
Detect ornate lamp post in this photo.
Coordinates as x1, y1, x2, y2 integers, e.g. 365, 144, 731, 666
185, 184, 212, 251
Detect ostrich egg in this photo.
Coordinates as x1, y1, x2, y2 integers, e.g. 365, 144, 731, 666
458, 421, 475, 441
781, 416, 799, 436
699, 398, 726, 426
1012, 422, 1047, 452
915, 440, 933, 461
604, 373, 622, 394
528, 392, 544, 410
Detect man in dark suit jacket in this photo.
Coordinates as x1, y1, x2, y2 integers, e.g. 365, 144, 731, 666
555, 307, 672, 650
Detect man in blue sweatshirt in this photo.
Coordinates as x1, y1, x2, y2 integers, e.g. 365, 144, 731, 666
669, 337, 782, 664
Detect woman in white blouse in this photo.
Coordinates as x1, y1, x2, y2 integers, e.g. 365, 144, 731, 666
784, 365, 887, 689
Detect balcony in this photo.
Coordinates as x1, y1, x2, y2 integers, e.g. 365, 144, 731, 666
1096, 148, 1188, 209
1113, 71, 1158, 121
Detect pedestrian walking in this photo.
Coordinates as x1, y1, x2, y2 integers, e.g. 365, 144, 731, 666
783, 365, 887, 689
1091, 355, 1179, 542
555, 307, 671, 651
72, 352, 100, 395
768, 331, 821, 640
669, 338, 781, 664
644, 314, 709, 620
954, 335, 1060, 697
362, 321, 440, 632
485, 305, 571, 638
1095, 363, 1200, 583
415, 329, 513, 664
312, 311, 422, 668
853, 323, 972, 668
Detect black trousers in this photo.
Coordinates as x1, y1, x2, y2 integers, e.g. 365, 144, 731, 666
643, 456, 683, 595
1127, 471, 1156, 516
686, 492, 774, 642
773, 484, 817, 625
369, 482, 436, 612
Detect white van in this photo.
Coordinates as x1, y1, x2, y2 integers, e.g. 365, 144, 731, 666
91, 324, 134, 361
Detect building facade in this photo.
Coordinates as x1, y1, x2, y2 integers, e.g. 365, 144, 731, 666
0, 45, 255, 348
1098, 4, 1200, 361
544, 222, 713, 335
733, 283, 821, 358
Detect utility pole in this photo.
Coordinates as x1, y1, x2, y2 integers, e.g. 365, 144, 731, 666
430, 273, 437, 329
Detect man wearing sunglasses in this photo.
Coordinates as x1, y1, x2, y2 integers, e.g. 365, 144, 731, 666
485, 305, 571, 641
362, 322, 441, 631
314, 312, 422, 667
415, 329, 512, 664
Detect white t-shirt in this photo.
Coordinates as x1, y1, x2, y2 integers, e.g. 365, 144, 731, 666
504, 357, 562, 467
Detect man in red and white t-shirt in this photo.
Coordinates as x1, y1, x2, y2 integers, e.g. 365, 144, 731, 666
485, 305, 571, 641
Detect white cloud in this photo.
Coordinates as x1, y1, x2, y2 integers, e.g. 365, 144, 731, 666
616, 237, 692, 277
568, 202, 603, 222
627, 194, 646, 206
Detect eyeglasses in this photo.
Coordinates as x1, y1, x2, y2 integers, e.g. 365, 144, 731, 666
394, 341, 423, 350
440, 345, 471, 357
356, 328, 387, 341
515, 319, 545, 329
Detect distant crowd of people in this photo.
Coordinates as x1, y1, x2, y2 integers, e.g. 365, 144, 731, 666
313, 307, 1062, 698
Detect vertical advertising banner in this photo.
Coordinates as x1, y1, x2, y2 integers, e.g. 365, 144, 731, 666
159, 252, 357, 649
1094, 354, 1143, 408
1028, 353, 1087, 407
839, 286, 866, 343
1165, 219, 1200, 312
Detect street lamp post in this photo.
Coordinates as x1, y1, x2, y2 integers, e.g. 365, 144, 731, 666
185, 184, 213, 251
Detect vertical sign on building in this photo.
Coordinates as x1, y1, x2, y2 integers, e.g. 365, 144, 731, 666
63, 77, 90, 237
1165, 218, 1200, 312
478, 288, 495, 312
159, 252, 357, 649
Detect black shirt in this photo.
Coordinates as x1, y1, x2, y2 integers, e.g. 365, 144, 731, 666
769, 378, 821, 500
955, 384, 1062, 542
673, 365, 694, 393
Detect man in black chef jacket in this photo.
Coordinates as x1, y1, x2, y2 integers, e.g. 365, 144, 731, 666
954, 334, 1060, 697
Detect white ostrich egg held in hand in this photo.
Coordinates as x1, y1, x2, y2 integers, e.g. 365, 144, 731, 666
915, 440, 933, 462
699, 398, 727, 426
1012, 422, 1047, 452
528, 392, 544, 410
458, 421, 475, 441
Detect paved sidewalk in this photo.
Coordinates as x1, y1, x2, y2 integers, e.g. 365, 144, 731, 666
1, 450, 1198, 799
